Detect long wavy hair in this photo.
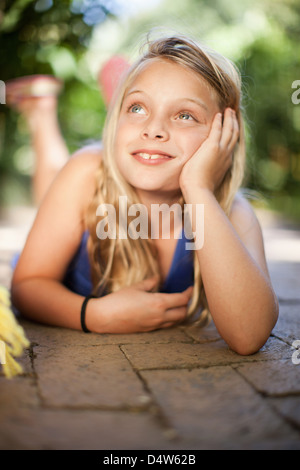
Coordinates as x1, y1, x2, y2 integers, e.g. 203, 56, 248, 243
86, 34, 246, 325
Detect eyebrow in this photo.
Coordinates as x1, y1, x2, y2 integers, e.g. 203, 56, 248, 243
125, 90, 209, 112
178, 97, 208, 112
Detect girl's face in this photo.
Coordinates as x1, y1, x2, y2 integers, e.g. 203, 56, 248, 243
114, 59, 220, 200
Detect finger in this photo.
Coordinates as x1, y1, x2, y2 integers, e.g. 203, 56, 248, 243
162, 306, 188, 325
208, 112, 223, 143
219, 108, 235, 149
160, 286, 193, 310
161, 319, 188, 329
228, 111, 239, 151
134, 276, 159, 292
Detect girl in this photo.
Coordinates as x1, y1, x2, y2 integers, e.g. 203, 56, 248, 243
11, 34, 279, 355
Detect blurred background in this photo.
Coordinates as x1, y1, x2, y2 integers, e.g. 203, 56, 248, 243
0, 0, 299, 221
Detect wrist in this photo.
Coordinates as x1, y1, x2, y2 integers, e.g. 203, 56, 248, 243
82, 296, 97, 332
181, 182, 214, 204
180, 173, 214, 195
83, 295, 113, 334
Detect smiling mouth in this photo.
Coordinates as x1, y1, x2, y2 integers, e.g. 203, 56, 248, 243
132, 151, 174, 161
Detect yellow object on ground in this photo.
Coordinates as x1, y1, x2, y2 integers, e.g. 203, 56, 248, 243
0, 285, 30, 379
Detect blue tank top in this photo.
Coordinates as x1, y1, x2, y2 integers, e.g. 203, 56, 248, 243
63, 230, 194, 296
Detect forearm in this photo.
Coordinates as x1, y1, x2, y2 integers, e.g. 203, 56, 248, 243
11, 278, 85, 331
182, 187, 278, 354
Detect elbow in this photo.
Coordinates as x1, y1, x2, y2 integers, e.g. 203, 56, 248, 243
10, 283, 23, 316
10, 280, 30, 319
231, 330, 279, 357
230, 341, 263, 357
232, 292, 279, 356
229, 306, 279, 357
10, 281, 18, 307
228, 333, 270, 356
224, 328, 263, 355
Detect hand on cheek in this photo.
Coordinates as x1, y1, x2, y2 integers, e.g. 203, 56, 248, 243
180, 107, 239, 193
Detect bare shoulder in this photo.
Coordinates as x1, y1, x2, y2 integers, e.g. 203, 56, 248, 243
53, 145, 102, 199
65, 143, 102, 175
72, 141, 103, 159
229, 191, 262, 237
13, 145, 103, 283
37, 144, 103, 228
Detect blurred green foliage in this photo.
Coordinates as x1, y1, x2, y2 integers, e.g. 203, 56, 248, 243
0, 0, 299, 220
0, 0, 110, 203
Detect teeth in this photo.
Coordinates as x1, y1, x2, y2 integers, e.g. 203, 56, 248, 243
138, 153, 168, 160
139, 153, 151, 159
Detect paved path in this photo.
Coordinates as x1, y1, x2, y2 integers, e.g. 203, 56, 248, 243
0, 206, 300, 450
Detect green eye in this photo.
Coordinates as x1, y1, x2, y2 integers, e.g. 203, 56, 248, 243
130, 104, 145, 114
132, 105, 141, 112
179, 112, 192, 120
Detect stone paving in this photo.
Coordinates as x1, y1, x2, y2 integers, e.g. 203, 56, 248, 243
0, 205, 300, 450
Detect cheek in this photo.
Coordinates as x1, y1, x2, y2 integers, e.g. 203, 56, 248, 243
179, 127, 210, 161
114, 119, 136, 153
114, 123, 128, 158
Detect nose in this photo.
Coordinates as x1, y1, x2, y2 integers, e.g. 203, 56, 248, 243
141, 115, 169, 141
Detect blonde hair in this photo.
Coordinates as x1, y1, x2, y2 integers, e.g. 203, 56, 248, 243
86, 34, 246, 325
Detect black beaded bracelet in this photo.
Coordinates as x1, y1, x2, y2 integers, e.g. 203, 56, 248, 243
80, 295, 96, 333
